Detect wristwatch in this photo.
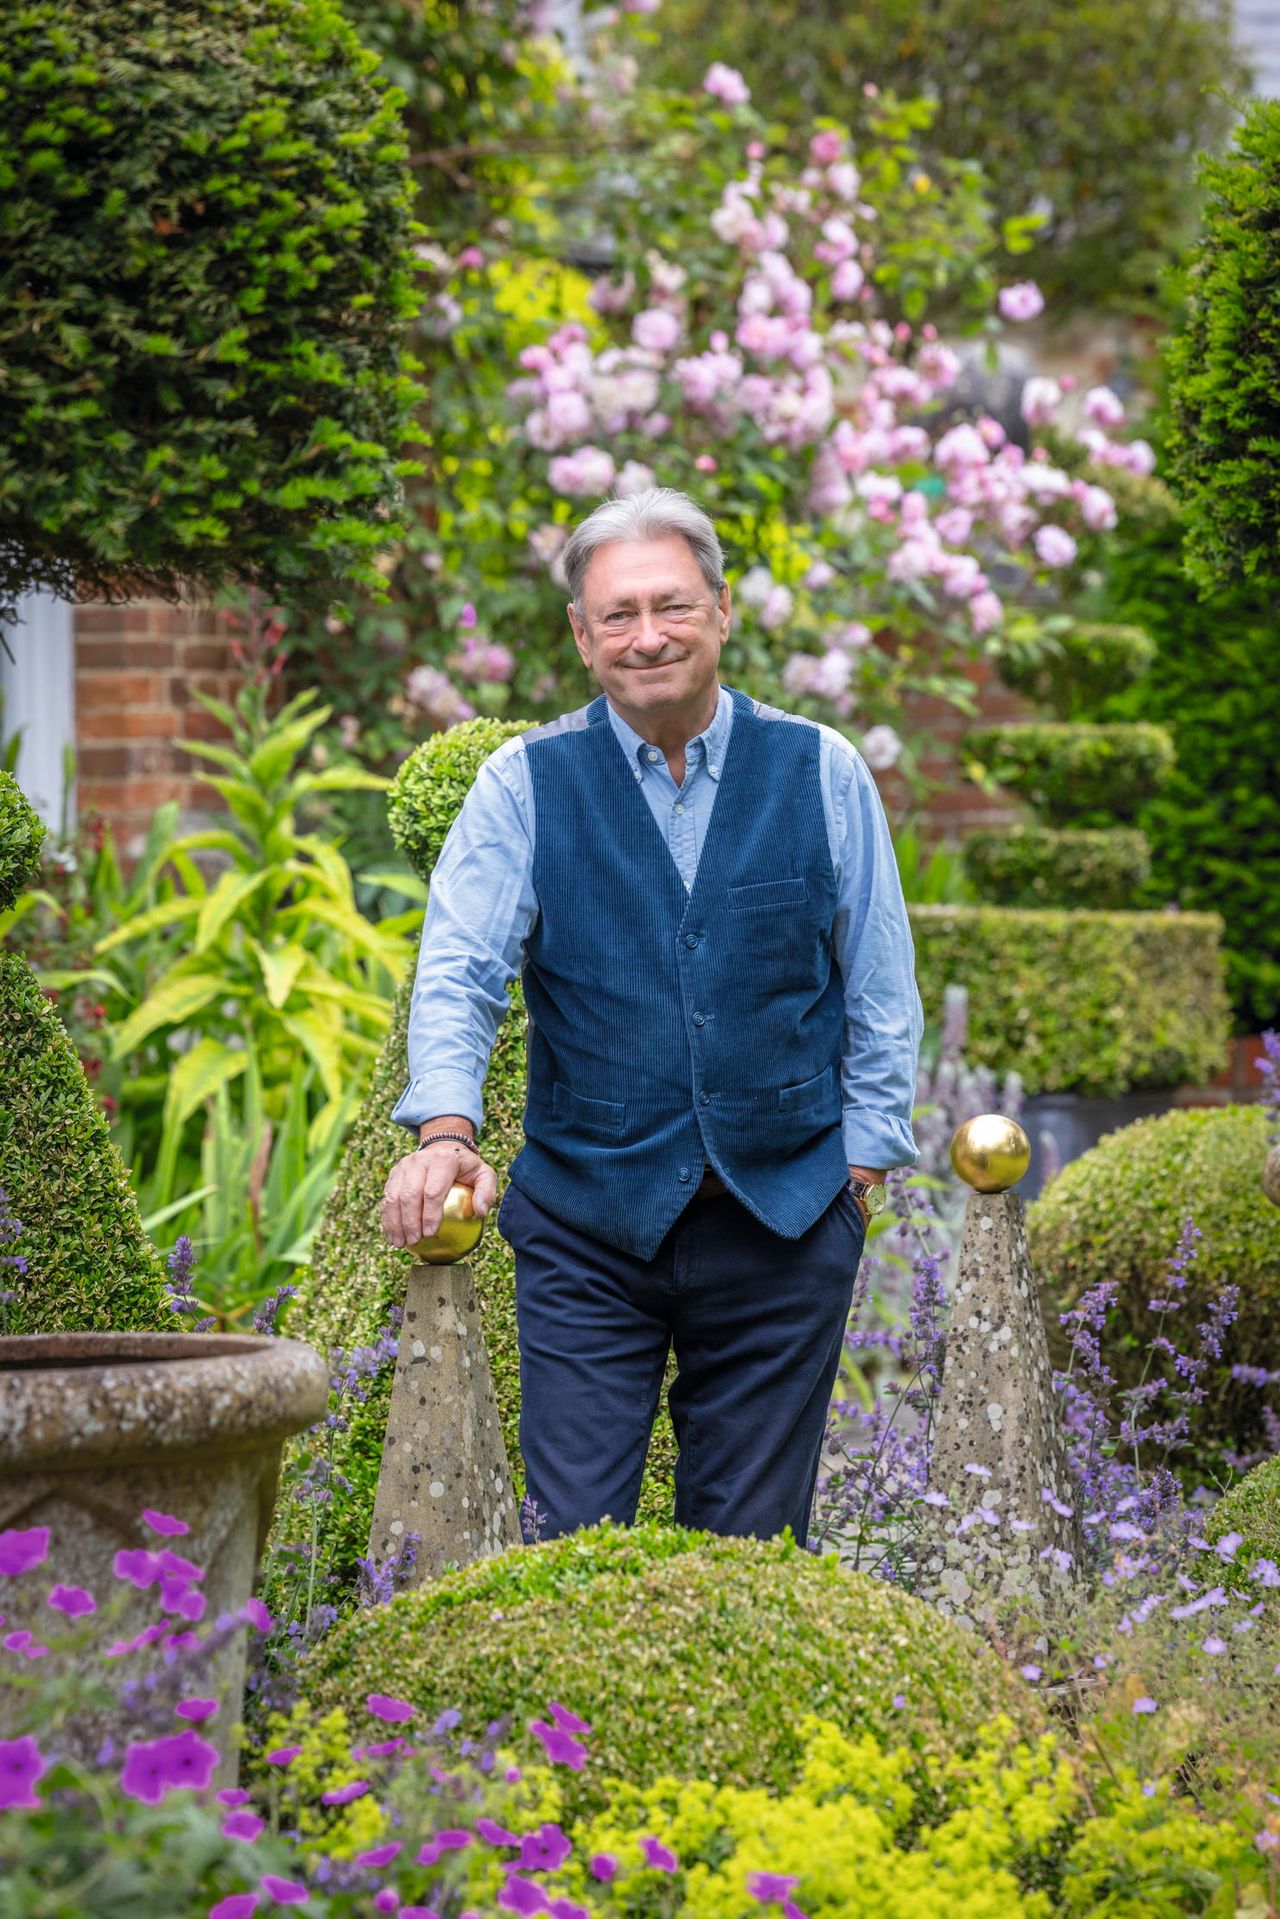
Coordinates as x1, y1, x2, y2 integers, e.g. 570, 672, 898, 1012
847, 1176, 887, 1217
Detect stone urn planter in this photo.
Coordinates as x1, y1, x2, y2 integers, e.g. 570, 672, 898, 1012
0, 1331, 328, 1761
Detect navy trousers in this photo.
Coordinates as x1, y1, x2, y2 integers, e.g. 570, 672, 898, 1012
497, 1177, 865, 1547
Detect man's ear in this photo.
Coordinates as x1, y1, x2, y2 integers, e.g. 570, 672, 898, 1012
567, 600, 592, 670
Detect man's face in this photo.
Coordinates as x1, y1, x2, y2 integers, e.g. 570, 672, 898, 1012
567, 535, 730, 717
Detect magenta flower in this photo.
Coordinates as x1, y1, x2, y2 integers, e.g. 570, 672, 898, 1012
105, 1621, 168, 1657
265, 1745, 302, 1766
320, 1779, 368, 1806
1132, 1697, 1158, 1715
640, 1836, 679, 1872
703, 61, 750, 105
241, 1596, 273, 1632
476, 1817, 520, 1846
162, 1729, 220, 1791
498, 1877, 548, 1917
747, 1872, 800, 1903
997, 281, 1045, 323
177, 1698, 219, 1722
367, 1692, 415, 1723
142, 1508, 190, 1537
218, 1787, 252, 1806
458, 603, 478, 630
0, 1527, 50, 1576
222, 1810, 265, 1843
589, 1854, 617, 1882
0, 1734, 47, 1809
114, 1547, 164, 1588
401, 1910, 443, 1919
359, 1737, 406, 1760
260, 1875, 309, 1905
519, 1822, 572, 1872
121, 1730, 218, 1803
373, 1892, 398, 1916
527, 1718, 586, 1770
209, 1897, 261, 1919
47, 1582, 96, 1617
547, 1701, 590, 1736
356, 1842, 402, 1869
161, 1577, 205, 1622
547, 1903, 590, 1919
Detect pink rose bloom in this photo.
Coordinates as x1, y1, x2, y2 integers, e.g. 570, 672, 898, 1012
834, 621, 872, 650
623, 0, 661, 12
827, 160, 860, 202
860, 725, 902, 771
809, 130, 844, 164
807, 447, 852, 516
1033, 524, 1078, 568
615, 460, 655, 497
1083, 384, 1126, 429
934, 423, 991, 469
694, 453, 717, 472
803, 559, 835, 590
548, 446, 616, 497
759, 584, 794, 631
1078, 483, 1117, 531
544, 390, 592, 442
632, 307, 680, 354
934, 506, 973, 544
1020, 376, 1062, 428
970, 590, 1003, 635
1123, 437, 1156, 475
703, 62, 751, 105
998, 281, 1045, 322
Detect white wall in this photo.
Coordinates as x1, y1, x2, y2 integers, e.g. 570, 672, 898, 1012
0, 592, 76, 831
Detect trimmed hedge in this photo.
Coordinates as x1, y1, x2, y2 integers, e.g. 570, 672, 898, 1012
964, 723, 1175, 823
303, 1524, 1040, 1813
963, 827, 1150, 912
1205, 1457, 1280, 1589
0, 0, 423, 619
991, 621, 1155, 718
909, 903, 1229, 1096
0, 952, 171, 1333
0, 771, 45, 908
1029, 1105, 1280, 1463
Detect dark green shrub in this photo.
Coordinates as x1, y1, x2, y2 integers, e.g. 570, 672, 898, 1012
990, 621, 1155, 719
0, 771, 45, 909
963, 827, 1150, 911
1090, 509, 1280, 1032
0, 0, 424, 621
1164, 98, 1280, 595
909, 904, 1229, 1096
964, 724, 1175, 824
0, 952, 171, 1334
303, 1524, 1040, 1812
1029, 1105, 1280, 1462
293, 720, 679, 1591
1205, 1456, 1280, 1589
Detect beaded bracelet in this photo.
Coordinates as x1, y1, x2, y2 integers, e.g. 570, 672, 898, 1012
415, 1131, 477, 1153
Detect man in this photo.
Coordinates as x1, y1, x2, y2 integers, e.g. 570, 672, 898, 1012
381, 487, 922, 1546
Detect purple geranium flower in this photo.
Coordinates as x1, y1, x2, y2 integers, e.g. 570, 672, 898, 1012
0, 1734, 47, 1809
367, 1691, 414, 1723
356, 1843, 402, 1869
476, 1817, 520, 1846
527, 1718, 586, 1770
265, 1745, 302, 1767
209, 1897, 261, 1919
120, 1729, 219, 1804
519, 1823, 572, 1872
223, 1811, 266, 1843
0, 1527, 49, 1577
176, 1697, 219, 1722
47, 1582, 96, 1618
747, 1872, 800, 1903
589, 1854, 617, 1882
498, 1877, 548, 1917
320, 1779, 368, 1806
142, 1508, 190, 1537
640, 1836, 679, 1872
259, 1875, 309, 1905
546, 1701, 590, 1736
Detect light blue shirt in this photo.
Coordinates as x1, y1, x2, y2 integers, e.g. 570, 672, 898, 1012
391, 684, 922, 1170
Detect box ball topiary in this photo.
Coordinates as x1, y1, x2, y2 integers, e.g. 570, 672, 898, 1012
0, 770, 45, 909
302, 1523, 1041, 1813
291, 721, 680, 1594
0, 0, 424, 621
0, 952, 171, 1334
1028, 1104, 1280, 1466
1204, 1456, 1280, 1593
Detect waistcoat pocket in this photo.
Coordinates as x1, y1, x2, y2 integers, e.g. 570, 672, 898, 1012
728, 876, 809, 913
552, 1080, 627, 1134
777, 1064, 838, 1115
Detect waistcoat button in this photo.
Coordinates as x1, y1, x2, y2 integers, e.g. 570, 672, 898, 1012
677, 1165, 692, 1182
684, 932, 699, 948
692, 1011, 706, 1027
698, 1091, 711, 1105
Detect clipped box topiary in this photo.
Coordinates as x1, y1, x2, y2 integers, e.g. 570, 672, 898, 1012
293, 721, 680, 1591
962, 825, 1150, 911
963, 722, 1175, 823
0, 774, 171, 1331
1028, 1103, 1280, 1466
1205, 1455, 1280, 1593
301, 1522, 1041, 1813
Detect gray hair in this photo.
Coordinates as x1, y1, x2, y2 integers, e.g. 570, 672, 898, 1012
561, 486, 726, 610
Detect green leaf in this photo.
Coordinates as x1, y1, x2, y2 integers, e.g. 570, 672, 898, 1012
109, 969, 228, 1058
194, 867, 273, 954
247, 707, 330, 789
95, 895, 201, 955
140, 1185, 219, 1234
355, 866, 429, 903
279, 1007, 346, 1102
289, 767, 391, 798
153, 1037, 248, 1204
250, 938, 311, 1009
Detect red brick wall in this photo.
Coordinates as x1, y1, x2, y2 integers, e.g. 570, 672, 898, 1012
74, 599, 242, 857
879, 652, 1033, 842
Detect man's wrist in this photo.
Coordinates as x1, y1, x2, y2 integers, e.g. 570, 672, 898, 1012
418, 1115, 476, 1148
848, 1165, 887, 1184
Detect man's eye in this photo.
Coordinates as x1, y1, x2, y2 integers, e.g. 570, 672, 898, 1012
603, 612, 630, 627
664, 604, 696, 618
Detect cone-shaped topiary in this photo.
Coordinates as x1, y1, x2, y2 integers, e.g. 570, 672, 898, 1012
301, 1523, 1041, 1814
0, 775, 170, 1331
290, 720, 680, 1595
1029, 1104, 1280, 1467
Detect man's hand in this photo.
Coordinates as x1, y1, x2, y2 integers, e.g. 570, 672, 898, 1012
381, 1127, 499, 1250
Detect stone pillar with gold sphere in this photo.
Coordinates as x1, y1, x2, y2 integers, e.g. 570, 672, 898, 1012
367, 1186, 520, 1585
922, 1115, 1084, 1632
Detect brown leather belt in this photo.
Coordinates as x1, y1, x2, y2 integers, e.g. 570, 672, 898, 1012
695, 1165, 727, 1198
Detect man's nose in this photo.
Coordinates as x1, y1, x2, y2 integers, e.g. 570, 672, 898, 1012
631, 611, 669, 650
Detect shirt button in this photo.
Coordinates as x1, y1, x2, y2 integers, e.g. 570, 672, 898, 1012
698, 1091, 711, 1106
674, 802, 684, 814
677, 1165, 692, 1183
709, 764, 719, 775
692, 1011, 706, 1026
684, 933, 699, 948
647, 748, 661, 762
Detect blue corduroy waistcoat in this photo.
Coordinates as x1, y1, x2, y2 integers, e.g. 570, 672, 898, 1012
508, 684, 848, 1259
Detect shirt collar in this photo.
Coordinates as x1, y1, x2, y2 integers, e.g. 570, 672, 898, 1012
605, 682, 733, 781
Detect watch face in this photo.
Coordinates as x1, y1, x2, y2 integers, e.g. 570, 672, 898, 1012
864, 1183, 888, 1216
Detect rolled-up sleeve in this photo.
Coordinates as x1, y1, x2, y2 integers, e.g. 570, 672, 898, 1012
389, 740, 537, 1137
824, 736, 922, 1169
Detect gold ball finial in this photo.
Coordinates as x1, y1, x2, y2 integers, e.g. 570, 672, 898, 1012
950, 1114, 1032, 1192
1263, 1143, 1280, 1209
408, 1183, 486, 1265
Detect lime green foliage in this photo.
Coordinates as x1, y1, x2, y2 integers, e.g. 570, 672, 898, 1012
1029, 1105, 1280, 1459
0, 771, 45, 911
964, 724, 1175, 824
0, 952, 169, 1334
963, 827, 1150, 911
909, 904, 1228, 1096
1165, 98, 1280, 595
0, 0, 424, 620
291, 719, 680, 1589
1089, 506, 1280, 1031
644, 0, 1244, 316
1205, 1456, 1280, 1584
303, 1526, 1041, 1814
992, 618, 1156, 720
